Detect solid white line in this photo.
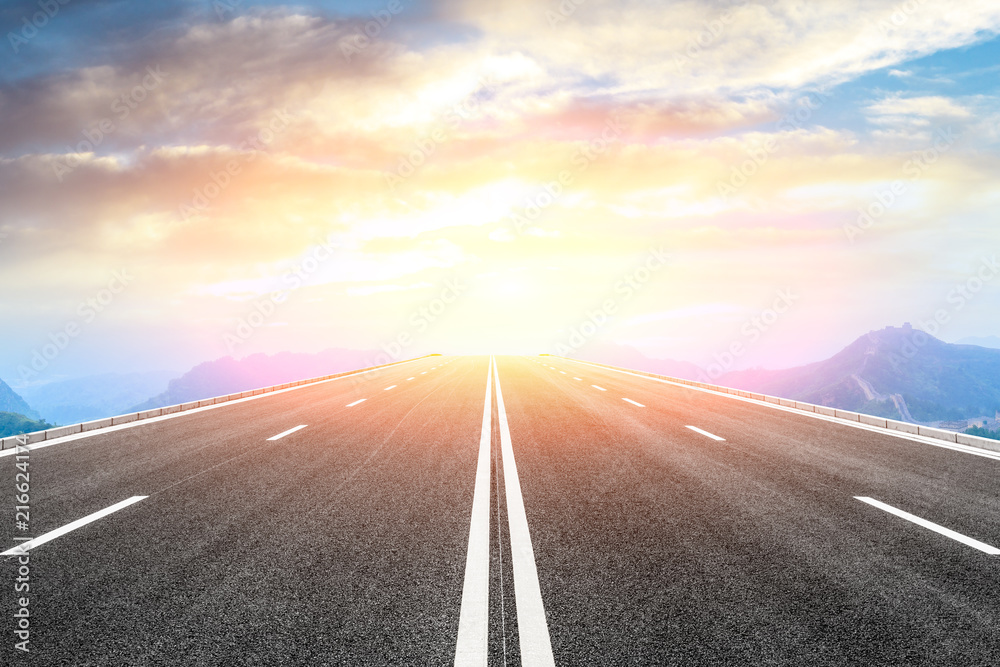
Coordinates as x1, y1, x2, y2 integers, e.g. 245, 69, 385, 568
384, 385, 397, 391
591, 385, 607, 392
493, 358, 556, 666
622, 398, 645, 407
455, 357, 494, 665
855, 497, 1000, 555
560, 357, 1000, 462
266, 425, 307, 441
2, 496, 147, 556
686, 425, 725, 441
346, 399, 367, 407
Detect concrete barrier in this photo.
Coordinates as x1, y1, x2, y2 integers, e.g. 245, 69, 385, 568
918, 426, 957, 442
957, 433, 1000, 452
22, 431, 47, 445
2, 355, 432, 449
45, 424, 82, 440
82, 417, 113, 432
561, 357, 1000, 456
859, 414, 887, 428
886, 420, 918, 435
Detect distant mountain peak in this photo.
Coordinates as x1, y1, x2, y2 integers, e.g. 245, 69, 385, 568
0, 378, 40, 420
718, 326, 1000, 426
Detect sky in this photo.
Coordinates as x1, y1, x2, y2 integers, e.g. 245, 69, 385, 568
1, 0, 999, 386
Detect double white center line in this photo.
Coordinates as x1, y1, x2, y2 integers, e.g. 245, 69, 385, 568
455, 357, 555, 666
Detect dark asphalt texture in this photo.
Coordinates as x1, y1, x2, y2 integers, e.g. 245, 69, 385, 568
3, 355, 999, 665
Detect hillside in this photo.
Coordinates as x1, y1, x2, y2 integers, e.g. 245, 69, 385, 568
132, 348, 380, 411
717, 325, 1000, 424
957, 335, 1000, 349
0, 411, 53, 438
0, 378, 39, 420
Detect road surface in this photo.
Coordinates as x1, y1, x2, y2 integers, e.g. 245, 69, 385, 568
3, 355, 999, 665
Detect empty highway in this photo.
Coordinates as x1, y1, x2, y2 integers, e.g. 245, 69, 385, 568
4, 355, 1000, 665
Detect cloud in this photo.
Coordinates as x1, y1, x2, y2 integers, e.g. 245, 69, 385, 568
2, 1, 1000, 374
437, 0, 1000, 97
866, 94, 973, 122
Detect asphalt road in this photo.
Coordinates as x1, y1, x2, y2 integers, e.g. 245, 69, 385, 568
3, 355, 1000, 665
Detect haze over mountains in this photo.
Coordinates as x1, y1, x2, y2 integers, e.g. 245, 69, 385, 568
131, 348, 381, 411
0, 378, 51, 438
0, 378, 39, 420
18, 371, 175, 426
0, 348, 381, 435
3, 330, 1000, 437
713, 326, 1000, 426
957, 335, 1000, 349
576, 325, 1000, 428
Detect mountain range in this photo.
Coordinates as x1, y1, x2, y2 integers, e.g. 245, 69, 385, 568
17, 371, 175, 425
0, 378, 39, 420
956, 335, 1000, 349
715, 325, 1000, 424
131, 348, 381, 411
2, 331, 999, 437
579, 326, 1000, 427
